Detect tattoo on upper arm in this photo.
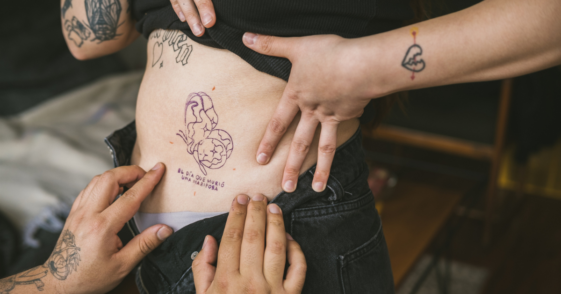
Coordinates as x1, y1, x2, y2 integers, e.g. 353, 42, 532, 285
402, 27, 425, 80
61, 0, 72, 18
85, 0, 122, 42
62, 0, 129, 48
0, 230, 81, 293
150, 29, 194, 68
65, 16, 92, 47
176, 92, 234, 175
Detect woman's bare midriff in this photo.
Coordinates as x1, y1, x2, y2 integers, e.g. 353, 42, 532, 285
133, 29, 359, 213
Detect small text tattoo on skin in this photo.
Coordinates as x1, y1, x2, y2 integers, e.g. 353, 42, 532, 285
178, 168, 226, 191
402, 27, 426, 80
0, 230, 81, 293
176, 92, 234, 175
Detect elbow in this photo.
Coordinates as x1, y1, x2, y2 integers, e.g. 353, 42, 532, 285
68, 46, 96, 61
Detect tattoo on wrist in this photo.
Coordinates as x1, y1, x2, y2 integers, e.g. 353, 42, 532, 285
402, 27, 426, 80
0, 230, 81, 293
176, 92, 234, 175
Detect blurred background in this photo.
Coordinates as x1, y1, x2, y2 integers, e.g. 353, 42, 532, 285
1, 0, 560, 293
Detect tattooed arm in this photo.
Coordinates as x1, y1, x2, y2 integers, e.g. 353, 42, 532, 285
60, 0, 140, 60
0, 164, 173, 294
239, 0, 561, 193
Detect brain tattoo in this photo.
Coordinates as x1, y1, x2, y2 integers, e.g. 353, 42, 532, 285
177, 92, 233, 175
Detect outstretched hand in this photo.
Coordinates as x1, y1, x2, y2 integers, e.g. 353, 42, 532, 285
193, 194, 307, 294
243, 33, 376, 193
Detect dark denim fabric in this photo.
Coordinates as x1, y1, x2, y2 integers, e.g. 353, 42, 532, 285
105, 121, 394, 294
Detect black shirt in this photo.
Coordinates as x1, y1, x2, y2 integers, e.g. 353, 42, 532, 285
133, 0, 413, 81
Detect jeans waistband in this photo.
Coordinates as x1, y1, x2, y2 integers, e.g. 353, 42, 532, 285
105, 121, 370, 294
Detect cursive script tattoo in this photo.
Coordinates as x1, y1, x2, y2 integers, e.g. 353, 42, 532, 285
402, 27, 426, 80
177, 92, 234, 175
150, 29, 193, 67
85, 0, 122, 42
0, 230, 81, 293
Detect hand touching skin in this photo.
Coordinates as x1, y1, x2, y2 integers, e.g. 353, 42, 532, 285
171, 0, 216, 36
242, 34, 375, 193
193, 194, 307, 294
0, 164, 173, 294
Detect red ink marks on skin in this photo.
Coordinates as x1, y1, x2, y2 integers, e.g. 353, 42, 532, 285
212, 86, 215, 91
170, 141, 174, 144
194, 191, 196, 196
233, 168, 236, 170
412, 31, 417, 44
411, 72, 415, 80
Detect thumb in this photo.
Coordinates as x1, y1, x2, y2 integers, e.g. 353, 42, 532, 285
243, 33, 296, 59
193, 235, 218, 294
118, 224, 173, 271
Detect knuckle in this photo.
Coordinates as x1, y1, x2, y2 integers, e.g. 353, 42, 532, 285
224, 228, 243, 242
138, 238, 156, 255
268, 240, 285, 255
258, 35, 274, 53
268, 118, 287, 135
248, 202, 263, 212
319, 144, 336, 155
193, 0, 211, 7
268, 218, 283, 227
292, 140, 310, 154
314, 169, 329, 180
217, 279, 229, 291
284, 166, 300, 177
243, 229, 261, 243
90, 218, 107, 234
100, 170, 117, 184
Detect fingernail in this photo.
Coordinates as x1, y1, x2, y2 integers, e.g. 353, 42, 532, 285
313, 182, 325, 192
257, 153, 268, 164
252, 194, 264, 202
243, 33, 257, 45
237, 195, 249, 205
178, 11, 186, 22
202, 13, 212, 26
283, 180, 295, 192
157, 226, 173, 241
202, 235, 208, 249
193, 23, 203, 36
151, 162, 162, 171
268, 204, 281, 214
286, 233, 294, 241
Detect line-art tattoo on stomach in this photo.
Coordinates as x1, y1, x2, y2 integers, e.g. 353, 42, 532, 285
177, 92, 233, 175
402, 27, 426, 80
85, 0, 122, 42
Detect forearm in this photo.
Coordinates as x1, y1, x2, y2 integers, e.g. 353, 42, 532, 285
0, 266, 62, 294
361, 0, 561, 96
60, 0, 139, 60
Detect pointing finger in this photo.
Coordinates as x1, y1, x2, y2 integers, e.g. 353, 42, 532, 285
256, 90, 300, 166
312, 122, 338, 192
103, 163, 165, 230
282, 114, 318, 192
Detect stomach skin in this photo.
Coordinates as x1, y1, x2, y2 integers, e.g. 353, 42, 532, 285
133, 29, 359, 213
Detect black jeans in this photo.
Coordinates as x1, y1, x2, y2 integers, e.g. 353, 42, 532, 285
105, 121, 394, 294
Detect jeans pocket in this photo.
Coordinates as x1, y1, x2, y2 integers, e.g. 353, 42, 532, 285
339, 226, 395, 294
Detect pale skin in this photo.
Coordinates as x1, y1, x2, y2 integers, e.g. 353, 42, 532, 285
1, 164, 306, 294
237, 0, 561, 192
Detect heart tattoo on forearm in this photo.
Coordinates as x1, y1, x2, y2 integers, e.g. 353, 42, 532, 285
177, 92, 234, 175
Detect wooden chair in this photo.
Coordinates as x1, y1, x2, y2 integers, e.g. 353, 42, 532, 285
363, 79, 513, 243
